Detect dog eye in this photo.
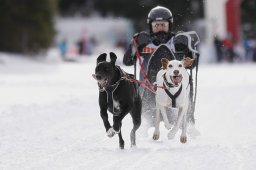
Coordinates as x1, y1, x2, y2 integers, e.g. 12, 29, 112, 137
169, 65, 173, 68
179, 64, 182, 67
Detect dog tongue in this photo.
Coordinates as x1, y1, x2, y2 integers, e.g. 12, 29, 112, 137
173, 76, 182, 85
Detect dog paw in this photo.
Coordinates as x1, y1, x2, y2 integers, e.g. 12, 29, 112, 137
120, 142, 125, 149
107, 128, 119, 137
153, 131, 160, 140
180, 135, 187, 143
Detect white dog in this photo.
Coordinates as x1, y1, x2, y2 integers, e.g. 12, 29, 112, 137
153, 58, 191, 143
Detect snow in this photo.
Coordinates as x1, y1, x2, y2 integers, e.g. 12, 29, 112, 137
55, 17, 134, 47
0, 53, 256, 170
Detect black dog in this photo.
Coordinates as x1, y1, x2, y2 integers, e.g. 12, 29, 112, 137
92, 52, 142, 149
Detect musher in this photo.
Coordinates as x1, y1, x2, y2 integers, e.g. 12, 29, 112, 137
123, 6, 200, 134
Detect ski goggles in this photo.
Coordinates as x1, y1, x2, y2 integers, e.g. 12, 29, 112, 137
151, 21, 169, 28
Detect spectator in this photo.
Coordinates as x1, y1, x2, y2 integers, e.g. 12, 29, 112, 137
214, 35, 224, 62
58, 39, 68, 58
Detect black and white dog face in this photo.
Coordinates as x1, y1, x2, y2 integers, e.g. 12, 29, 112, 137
92, 52, 117, 89
165, 60, 185, 87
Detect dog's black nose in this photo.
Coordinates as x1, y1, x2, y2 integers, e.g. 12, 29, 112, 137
96, 75, 102, 80
173, 70, 179, 75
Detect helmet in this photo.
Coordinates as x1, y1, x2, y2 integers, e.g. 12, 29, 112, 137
147, 6, 173, 32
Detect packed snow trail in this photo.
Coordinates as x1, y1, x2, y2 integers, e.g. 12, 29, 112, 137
0, 54, 256, 170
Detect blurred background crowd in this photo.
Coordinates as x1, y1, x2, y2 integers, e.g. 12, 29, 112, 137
0, 0, 255, 63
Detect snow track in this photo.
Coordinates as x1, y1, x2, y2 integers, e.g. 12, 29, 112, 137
1, 55, 256, 169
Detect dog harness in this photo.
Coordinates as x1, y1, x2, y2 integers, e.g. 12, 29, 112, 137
105, 84, 120, 116
100, 66, 135, 116
163, 83, 182, 108
162, 73, 183, 108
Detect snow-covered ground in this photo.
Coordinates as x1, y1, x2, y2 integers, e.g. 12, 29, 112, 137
0, 53, 256, 170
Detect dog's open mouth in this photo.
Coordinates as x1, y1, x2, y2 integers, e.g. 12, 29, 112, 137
92, 74, 108, 89
98, 79, 108, 89
170, 75, 182, 86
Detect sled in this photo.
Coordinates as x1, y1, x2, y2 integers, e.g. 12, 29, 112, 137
144, 31, 200, 125
174, 31, 200, 124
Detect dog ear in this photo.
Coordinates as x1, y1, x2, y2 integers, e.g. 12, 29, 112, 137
182, 57, 194, 68
161, 58, 169, 70
97, 53, 107, 64
110, 52, 117, 65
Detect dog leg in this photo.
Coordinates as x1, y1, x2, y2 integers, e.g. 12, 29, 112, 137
130, 118, 141, 147
118, 128, 125, 149
100, 108, 112, 137
168, 107, 184, 140
180, 112, 187, 143
107, 127, 120, 137
160, 106, 172, 130
130, 123, 140, 147
107, 115, 121, 138
153, 107, 161, 140
106, 115, 122, 138
113, 106, 133, 148
113, 116, 122, 134
130, 98, 142, 147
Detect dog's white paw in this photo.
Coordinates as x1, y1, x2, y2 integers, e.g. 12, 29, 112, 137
107, 127, 120, 137
107, 128, 115, 137
164, 123, 172, 130
152, 130, 160, 140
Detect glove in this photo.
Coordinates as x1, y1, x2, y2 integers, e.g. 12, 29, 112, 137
133, 31, 151, 48
174, 33, 189, 53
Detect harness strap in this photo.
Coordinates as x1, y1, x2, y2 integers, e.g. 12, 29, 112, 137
190, 54, 199, 123
98, 66, 127, 116
133, 38, 156, 93
105, 84, 120, 116
133, 38, 149, 81
163, 83, 182, 108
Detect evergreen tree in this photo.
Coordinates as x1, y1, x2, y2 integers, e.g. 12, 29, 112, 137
0, 0, 58, 54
